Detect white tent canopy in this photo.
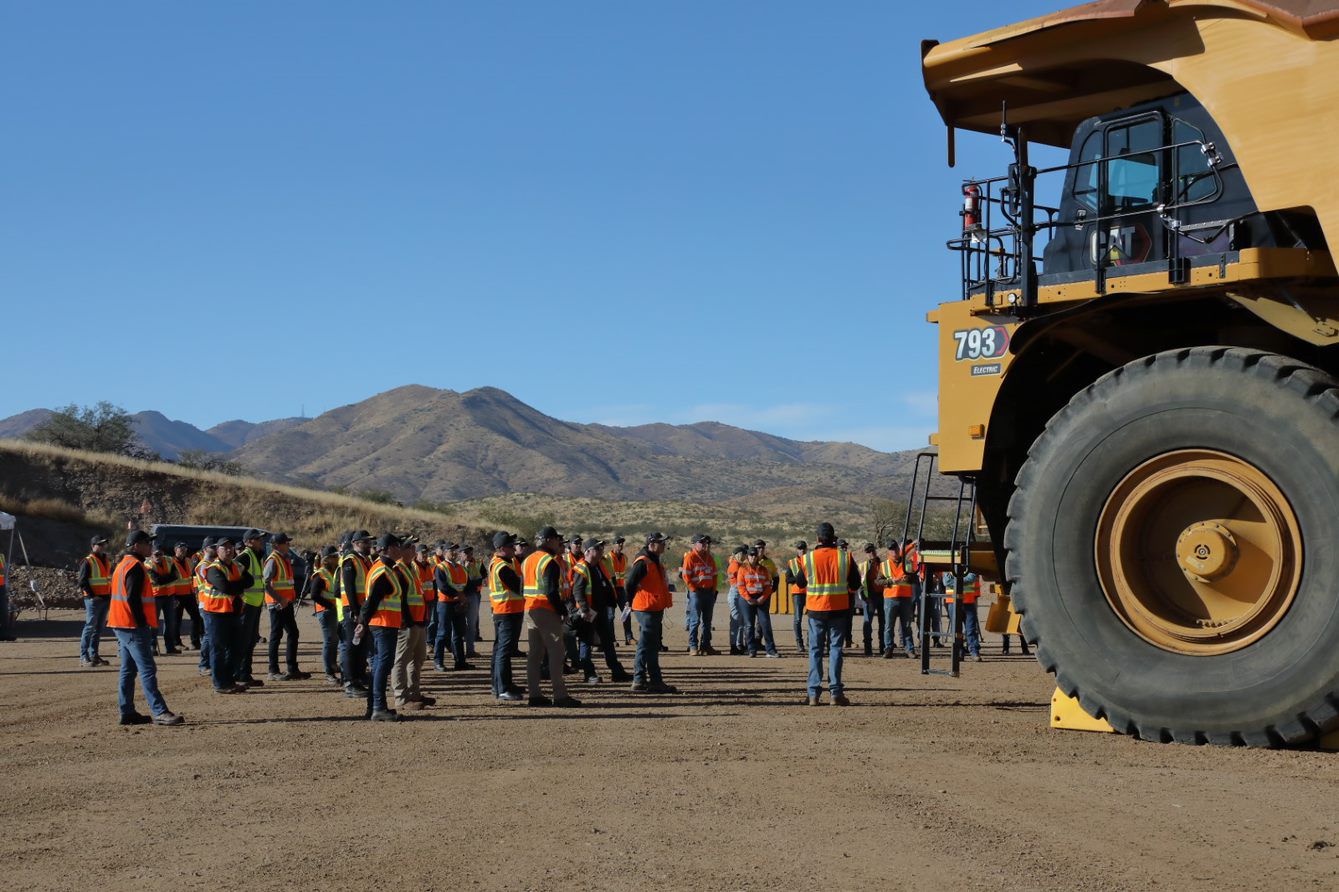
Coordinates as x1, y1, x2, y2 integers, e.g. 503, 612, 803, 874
0, 511, 14, 531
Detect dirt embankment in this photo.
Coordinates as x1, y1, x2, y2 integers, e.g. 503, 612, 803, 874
0, 441, 484, 590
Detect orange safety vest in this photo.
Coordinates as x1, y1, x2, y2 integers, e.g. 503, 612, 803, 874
736, 563, 771, 600
882, 558, 914, 598
264, 551, 296, 606
144, 555, 173, 598
200, 559, 243, 614
437, 559, 467, 602
801, 547, 851, 613
522, 551, 557, 612
488, 555, 525, 615
414, 559, 435, 602
559, 552, 578, 599
339, 552, 371, 609
311, 567, 337, 613
787, 556, 807, 595
631, 554, 672, 612
606, 552, 628, 590
83, 553, 112, 596
945, 575, 982, 605
365, 559, 403, 628
858, 558, 883, 598
681, 550, 718, 590
109, 554, 156, 629
726, 557, 741, 588
168, 556, 192, 596
398, 561, 427, 623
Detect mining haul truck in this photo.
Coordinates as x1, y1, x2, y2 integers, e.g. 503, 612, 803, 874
922, 0, 1339, 746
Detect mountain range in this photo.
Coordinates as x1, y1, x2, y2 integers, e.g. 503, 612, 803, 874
0, 386, 932, 507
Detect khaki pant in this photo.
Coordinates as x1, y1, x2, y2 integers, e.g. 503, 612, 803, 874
391, 625, 427, 703
525, 608, 568, 700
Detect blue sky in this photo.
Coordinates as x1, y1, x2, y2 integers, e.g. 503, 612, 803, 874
2, 0, 1065, 451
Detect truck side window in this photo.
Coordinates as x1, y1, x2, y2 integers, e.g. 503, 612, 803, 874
1104, 119, 1160, 210
1173, 119, 1216, 203
1073, 131, 1101, 210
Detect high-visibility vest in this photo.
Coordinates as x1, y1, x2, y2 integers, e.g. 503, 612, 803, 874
858, 559, 882, 598
466, 559, 484, 586
437, 559, 467, 602
312, 567, 338, 617
523, 551, 557, 612
681, 550, 718, 590
340, 552, 371, 609
144, 555, 173, 598
787, 557, 807, 595
109, 554, 156, 629
200, 559, 242, 614
193, 557, 212, 604
726, 558, 741, 589
571, 558, 596, 607
83, 553, 112, 596
945, 575, 981, 605
802, 547, 851, 613
882, 558, 914, 598
736, 564, 771, 599
365, 559, 403, 628
559, 552, 577, 599
605, 552, 628, 590
414, 560, 436, 603
264, 551, 296, 606
488, 555, 524, 614
169, 557, 192, 596
239, 547, 266, 607
397, 561, 427, 623
630, 554, 672, 612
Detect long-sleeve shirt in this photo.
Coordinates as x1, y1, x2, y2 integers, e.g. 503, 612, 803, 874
76, 554, 106, 596
306, 570, 335, 611
341, 552, 371, 611
571, 559, 615, 612
205, 561, 253, 611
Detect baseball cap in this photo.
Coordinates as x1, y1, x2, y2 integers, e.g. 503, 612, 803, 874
792, 540, 808, 550
863, 543, 876, 554
645, 532, 669, 544
461, 544, 474, 552
201, 537, 215, 549
270, 532, 292, 544
612, 536, 626, 545
351, 530, 374, 542
584, 539, 607, 551
745, 546, 758, 557
214, 536, 235, 547
377, 533, 402, 551
536, 526, 561, 541
691, 534, 712, 544
126, 530, 154, 548
243, 528, 265, 541
320, 545, 338, 557
753, 539, 767, 548
89, 535, 108, 547
492, 531, 517, 549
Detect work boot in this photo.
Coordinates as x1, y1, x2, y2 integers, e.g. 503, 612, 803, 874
370, 709, 399, 722
630, 680, 649, 693
243, 678, 264, 688
267, 672, 287, 681
528, 695, 553, 707
165, 647, 182, 655
554, 696, 583, 708
152, 712, 185, 726
198, 667, 211, 676
452, 661, 475, 671
495, 691, 523, 702
93, 656, 110, 666
119, 712, 152, 725
805, 695, 819, 707
394, 698, 424, 711
610, 670, 633, 682
213, 685, 244, 694
414, 694, 437, 706
703, 645, 720, 656
765, 652, 781, 659
830, 694, 851, 707
288, 669, 312, 680
647, 682, 678, 694
881, 649, 894, 659
729, 646, 742, 655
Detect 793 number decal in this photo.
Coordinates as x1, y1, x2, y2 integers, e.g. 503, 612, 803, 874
952, 325, 1009, 362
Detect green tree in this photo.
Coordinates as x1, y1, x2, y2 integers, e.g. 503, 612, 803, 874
26, 402, 155, 458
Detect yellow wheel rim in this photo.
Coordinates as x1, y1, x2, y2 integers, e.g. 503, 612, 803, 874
1094, 449, 1302, 655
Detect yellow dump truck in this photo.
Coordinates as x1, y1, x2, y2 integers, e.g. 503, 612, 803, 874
922, 0, 1339, 746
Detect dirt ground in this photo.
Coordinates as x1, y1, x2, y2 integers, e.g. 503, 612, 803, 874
3, 606, 1338, 891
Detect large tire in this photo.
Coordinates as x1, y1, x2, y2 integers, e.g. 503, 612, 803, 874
1005, 347, 1339, 746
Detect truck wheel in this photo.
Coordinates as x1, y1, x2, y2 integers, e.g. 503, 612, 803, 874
1005, 347, 1339, 746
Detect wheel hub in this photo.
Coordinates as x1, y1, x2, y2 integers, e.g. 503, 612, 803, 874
1176, 521, 1238, 583
1094, 449, 1303, 655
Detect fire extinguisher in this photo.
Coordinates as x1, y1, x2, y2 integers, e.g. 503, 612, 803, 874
962, 183, 981, 233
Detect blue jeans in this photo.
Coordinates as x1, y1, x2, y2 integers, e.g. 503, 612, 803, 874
492, 613, 522, 695
369, 626, 398, 712
959, 602, 982, 656
466, 593, 482, 654
727, 587, 741, 649
862, 594, 885, 652
738, 599, 777, 655
198, 610, 211, 670
434, 601, 467, 667
316, 609, 340, 675
202, 611, 240, 690
112, 627, 169, 717
806, 610, 845, 698
632, 610, 664, 685
883, 597, 916, 653
687, 589, 716, 650
81, 596, 110, 660
791, 593, 806, 649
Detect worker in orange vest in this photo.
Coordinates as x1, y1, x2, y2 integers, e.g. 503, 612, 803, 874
306, 545, 343, 684
726, 544, 747, 654
604, 536, 633, 645
626, 531, 678, 694
488, 531, 526, 702
107, 530, 184, 726
354, 533, 409, 721
793, 523, 861, 706
164, 541, 202, 654
264, 532, 310, 681
522, 526, 582, 707
192, 537, 217, 677
736, 546, 780, 658
391, 541, 435, 711
858, 543, 885, 657
943, 569, 984, 661
682, 534, 720, 656
202, 537, 253, 693
880, 541, 917, 658
78, 535, 113, 667
433, 542, 473, 671
784, 541, 809, 653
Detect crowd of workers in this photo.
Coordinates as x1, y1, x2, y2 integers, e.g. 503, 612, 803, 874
66, 522, 1027, 725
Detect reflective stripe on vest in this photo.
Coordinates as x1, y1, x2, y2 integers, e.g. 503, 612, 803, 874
489, 555, 524, 614
84, 553, 112, 596
682, 550, 718, 589
572, 559, 593, 606
630, 554, 672, 612
882, 558, 913, 598
340, 553, 370, 608
366, 560, 403, 628
170, 557, 193, 597
737, 564, 770, 598
606, 552, 627, 589
240, 548, 266, 607
398, 561, 427, 623
522, 551, 556, 611
945, 576, 981, 604
200, 559, 242, 613
802, 547, 850, 612
264, 552, 296, 606
109, 554, 156, 629
313, 567, 338, 616
438, 559, 467, 602
787, 557, 807, 595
